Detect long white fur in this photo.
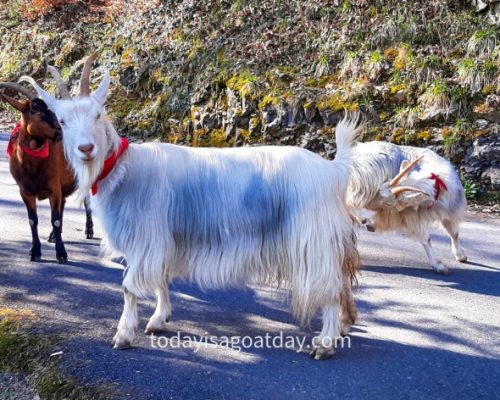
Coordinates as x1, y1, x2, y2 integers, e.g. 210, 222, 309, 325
24, 70, 360, 356
347, 141, 468, 274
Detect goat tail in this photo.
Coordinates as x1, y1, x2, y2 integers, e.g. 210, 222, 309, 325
333, 111, 361, 165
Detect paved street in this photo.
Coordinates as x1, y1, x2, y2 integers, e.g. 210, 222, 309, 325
0, 132, 499, 399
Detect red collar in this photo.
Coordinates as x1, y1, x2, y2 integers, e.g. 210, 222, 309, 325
429, 173, 448, 200
7, 123, 50, 159
91, 138, 129, 195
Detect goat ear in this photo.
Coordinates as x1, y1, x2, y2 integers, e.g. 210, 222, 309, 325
93, 71, 110, 106
0, 93, 29, 112
399, 159, 410, 172
30, 98, 49, 114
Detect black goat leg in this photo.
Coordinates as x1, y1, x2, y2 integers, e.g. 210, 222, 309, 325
48, 198, 65, 243
49, 194, 68, 264
84, 195, 94, 239
21, 192, 42, 261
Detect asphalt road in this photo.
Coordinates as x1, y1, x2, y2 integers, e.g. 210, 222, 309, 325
0, 132, 499, 400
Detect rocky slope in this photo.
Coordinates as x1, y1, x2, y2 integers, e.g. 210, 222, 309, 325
0, 0, 498, 199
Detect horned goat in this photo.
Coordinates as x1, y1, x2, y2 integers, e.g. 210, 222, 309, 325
347, 141, 468, 275
23, 54, 360, 359
0, 82, 94, 263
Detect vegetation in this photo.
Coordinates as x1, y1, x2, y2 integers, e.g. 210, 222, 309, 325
0, 307, 112, 399
463, 179, 479, 201
0, 1, 498, 195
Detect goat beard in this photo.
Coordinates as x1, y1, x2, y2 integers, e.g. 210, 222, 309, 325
71, 152, 107, 203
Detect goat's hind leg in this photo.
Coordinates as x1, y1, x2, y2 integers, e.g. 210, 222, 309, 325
442, 219, 467, 262
340, 283, 357, 336
20, 193, 42, 261
145, 284, 172, 334
420, 236, 448, 275
310, 302, 342, 360
113, 287, 138, 349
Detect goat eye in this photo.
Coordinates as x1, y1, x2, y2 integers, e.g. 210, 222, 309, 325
59, 120, 65, 126
96, 114, 101, 120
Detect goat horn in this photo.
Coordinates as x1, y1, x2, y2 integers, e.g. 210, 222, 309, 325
0, 82, 37, 100
391, 186, 429, 197
19, 76, 57, 107
390, 155, 424, 187
47, 66, 71, 99
80, 52, 99, 97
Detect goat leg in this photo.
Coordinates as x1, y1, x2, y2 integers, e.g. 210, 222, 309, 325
83, 195, 94, 239
21, 192, 42, 262
49, 193, 68, 264
421, 236, 449, 275
48, 198, 65, 243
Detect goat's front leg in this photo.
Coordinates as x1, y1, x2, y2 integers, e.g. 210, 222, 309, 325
83, 195, 94, 239
49, 192, 68, 263
145, 285, 172, 334
420, 237, 448, 275
48, 198, 65, 243
113, 287, 138, 349
310, 303, 342, 360
20, 192, 42, 261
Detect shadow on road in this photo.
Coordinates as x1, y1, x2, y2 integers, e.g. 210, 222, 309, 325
363, 264, 500, 297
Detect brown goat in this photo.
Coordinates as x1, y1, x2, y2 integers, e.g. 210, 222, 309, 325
0, 83, 93, 263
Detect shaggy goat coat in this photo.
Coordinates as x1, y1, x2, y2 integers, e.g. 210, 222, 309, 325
346, 140, 467, 275
348, 141, 466, 239
23, 59, 359, 356
90, 121, 358, 324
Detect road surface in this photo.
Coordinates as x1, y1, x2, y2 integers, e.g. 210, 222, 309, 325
0, 132, 499, 399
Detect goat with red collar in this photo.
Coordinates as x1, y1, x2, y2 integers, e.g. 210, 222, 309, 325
0, 82, 93, 263
347, 141, 468, 275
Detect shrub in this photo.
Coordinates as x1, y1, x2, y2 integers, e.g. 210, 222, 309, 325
463, 180, 479, 201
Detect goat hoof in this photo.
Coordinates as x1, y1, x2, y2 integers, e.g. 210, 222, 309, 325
165, 315, 171, 323
341, 323, 353, 337
112, 333, 132, 349
145, 322, 170, 335
29, 247, 42, 261
112, 339, 131, 350
433, 263, 449, 275
57, 255, 68, 264
310, 346, 335, 360
47, 232, 55, 243
85, 229, 94, 239
456, 255, 467, 263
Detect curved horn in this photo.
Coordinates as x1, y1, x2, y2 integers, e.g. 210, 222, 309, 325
19, 76, 58, 109
391, 186, 429, 197
390, 155, 424, 187
80, 52, 99, 97
0, 82, 36, 100
47, 66, 71, 99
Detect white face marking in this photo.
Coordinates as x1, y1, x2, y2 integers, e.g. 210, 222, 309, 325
32, 71, 112, 195
54, 98, 107, 163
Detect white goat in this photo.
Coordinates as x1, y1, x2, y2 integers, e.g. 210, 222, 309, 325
23, 55, 360, 360
347, 141, 468, 275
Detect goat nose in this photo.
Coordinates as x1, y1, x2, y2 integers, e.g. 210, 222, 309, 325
78, 143, 95, 154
